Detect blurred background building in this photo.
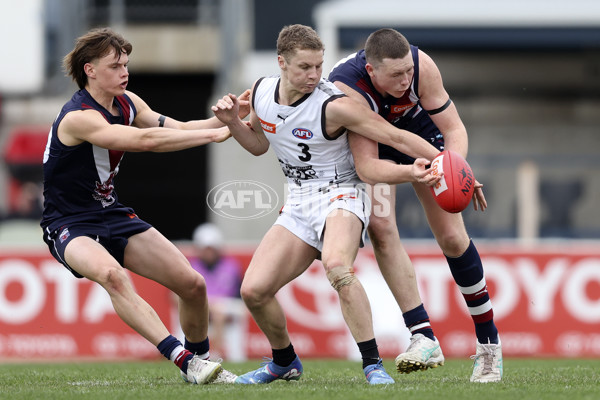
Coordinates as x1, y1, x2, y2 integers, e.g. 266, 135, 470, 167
1, 0, 599, 246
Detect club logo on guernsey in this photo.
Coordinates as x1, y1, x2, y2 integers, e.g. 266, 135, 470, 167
93, 172, 117, 208
292, 128, 313, 140
259, 118, 276, 134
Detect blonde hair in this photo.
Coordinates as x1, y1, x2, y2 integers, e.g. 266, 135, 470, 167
276, 24, 324, 61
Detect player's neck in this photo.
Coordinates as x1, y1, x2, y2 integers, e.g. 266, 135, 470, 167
86, 85, 117, 115
278, 80, 306, 106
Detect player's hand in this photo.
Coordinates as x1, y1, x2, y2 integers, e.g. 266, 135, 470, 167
211, 93, 240, 125
412, 157, 443, 186
472, 179, 487, 211
237, 89, 251, 120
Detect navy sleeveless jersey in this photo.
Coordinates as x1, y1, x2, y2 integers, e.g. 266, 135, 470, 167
329, 46, 444, 163
41, 89, 137, 231
328, 47, 422, 122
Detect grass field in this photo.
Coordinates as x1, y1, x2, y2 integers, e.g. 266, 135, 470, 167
1, 358, 599, 400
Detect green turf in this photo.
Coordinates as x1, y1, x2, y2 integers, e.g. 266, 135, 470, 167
0, 358, 598, 400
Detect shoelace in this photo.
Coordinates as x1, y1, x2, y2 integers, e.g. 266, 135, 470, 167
259, 357, 274, 367
470, 346, 495, 374
407, 336, 421, 351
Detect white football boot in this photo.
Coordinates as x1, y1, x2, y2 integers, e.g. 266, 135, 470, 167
181, 357, 237, 384
182, 356, 222, 384
395, 333, 445, 374
470, 339, 503, 383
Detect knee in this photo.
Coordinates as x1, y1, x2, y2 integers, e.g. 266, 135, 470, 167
187, 272, 208, 299
239, 280, 267, 310
98, 266, 130, 295
367, 215, 398, 247
438, 229, 470, 257
172, 266, 207, 302
325, 265, 357, 292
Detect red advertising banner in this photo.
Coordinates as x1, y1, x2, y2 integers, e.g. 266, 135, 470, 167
0, 249, 171, 359
218, 243, 600, 360
1, 243, 599, 360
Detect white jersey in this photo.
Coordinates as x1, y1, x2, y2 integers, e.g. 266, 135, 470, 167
252, 76, 360, 191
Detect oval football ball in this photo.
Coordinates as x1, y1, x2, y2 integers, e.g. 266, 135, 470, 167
429, 150, 475, 213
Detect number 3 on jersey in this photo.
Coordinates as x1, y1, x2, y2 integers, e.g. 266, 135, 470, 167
297, 143, 311, 162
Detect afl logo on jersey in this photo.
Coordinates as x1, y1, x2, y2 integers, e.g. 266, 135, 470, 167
292, 128, 313, 140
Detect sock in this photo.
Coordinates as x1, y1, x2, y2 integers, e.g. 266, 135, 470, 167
446, 240, 499, 344
402, 303, 435, 341
357, 338, 380, 369
272, 343, 297, 367
157, 335, 194, 373
184, 336, 210, 359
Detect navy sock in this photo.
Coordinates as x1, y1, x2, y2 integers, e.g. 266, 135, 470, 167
272, 343, 297, 367
157, 335, 181, 360
357, 338, 380, 369
157, 335, 194, 373
184, 336, 210, 356
446, 240, 499, 344
402, 303, 435, 341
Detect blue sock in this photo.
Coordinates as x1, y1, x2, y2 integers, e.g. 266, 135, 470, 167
402, 303, 435, 341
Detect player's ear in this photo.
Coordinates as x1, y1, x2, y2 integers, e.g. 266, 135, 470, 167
278, 55, 286, 70
84, 62, 95, 78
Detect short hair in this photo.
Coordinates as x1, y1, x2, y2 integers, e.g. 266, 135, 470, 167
364, 28, 410, 67
63, 27, 132, 89
276, 24, 324, 62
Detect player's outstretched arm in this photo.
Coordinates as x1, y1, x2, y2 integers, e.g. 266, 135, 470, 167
129, 89, 251, 130
59, 108, 229, 152
328, 97, 439, 161
350, 132, 440, 186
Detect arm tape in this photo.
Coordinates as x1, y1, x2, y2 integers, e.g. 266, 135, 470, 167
426, 98, 452, 115
158, 115, 166, 127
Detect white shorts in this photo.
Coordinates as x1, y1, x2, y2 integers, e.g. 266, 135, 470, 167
274, 183, 371, 252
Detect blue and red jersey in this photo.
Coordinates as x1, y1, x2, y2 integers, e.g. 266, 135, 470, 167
41, 89, 137, 232
329, 47, 444, 164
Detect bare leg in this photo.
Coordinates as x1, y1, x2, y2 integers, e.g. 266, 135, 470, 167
65, 235, 170, 345
321, 209, 374, 342
240, 225, 318, 349
368, 184, 423, 312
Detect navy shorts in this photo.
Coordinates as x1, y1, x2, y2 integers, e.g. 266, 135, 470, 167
42, 206, 152, 278
379, 109, 445, 165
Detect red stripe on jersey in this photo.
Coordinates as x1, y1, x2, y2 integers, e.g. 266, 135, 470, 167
109, 150, 125, 171
115, 95, 132, 124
